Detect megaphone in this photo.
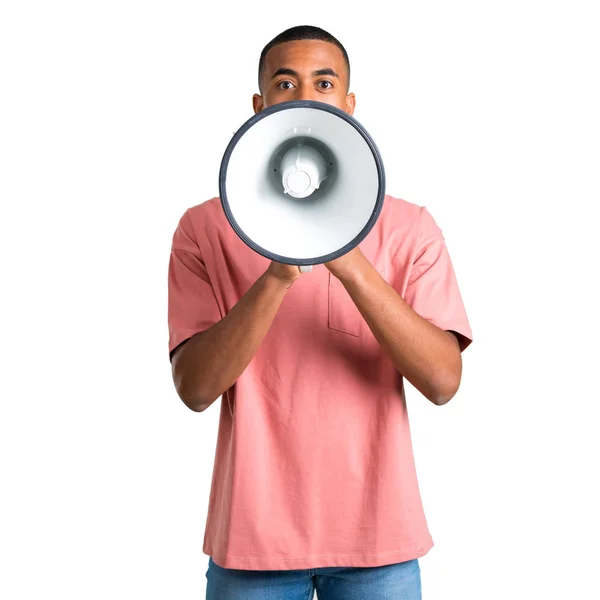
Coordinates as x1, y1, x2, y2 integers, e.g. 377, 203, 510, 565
219, 100, 385, 272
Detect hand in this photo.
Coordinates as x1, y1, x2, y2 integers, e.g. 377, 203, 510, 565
266, 261, 304, 288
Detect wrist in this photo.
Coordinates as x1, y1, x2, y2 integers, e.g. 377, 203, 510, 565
264, 265, 298, 290
330, 253, 368, 286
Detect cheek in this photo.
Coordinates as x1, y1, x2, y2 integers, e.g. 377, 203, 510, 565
266, 88, 288, 101
329, 94, 349, 110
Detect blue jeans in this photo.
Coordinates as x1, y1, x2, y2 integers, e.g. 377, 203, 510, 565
206, 556, 421, 599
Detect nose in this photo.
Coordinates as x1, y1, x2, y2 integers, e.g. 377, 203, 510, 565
295, 83, 320, 103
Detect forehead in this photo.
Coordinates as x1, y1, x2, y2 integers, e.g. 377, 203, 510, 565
263, 39, 347, 76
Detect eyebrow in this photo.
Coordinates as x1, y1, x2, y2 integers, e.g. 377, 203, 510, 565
271, 67, 340, 79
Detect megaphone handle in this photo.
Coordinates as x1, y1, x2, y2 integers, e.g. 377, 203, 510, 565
299, 265, 313, 273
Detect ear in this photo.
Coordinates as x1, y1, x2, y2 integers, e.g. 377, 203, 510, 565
345, 92, 356, 116
252, 94, 264, 114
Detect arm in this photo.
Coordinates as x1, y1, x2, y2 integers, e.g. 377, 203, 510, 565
325, 247, 463, 406
171, 262, 301, 412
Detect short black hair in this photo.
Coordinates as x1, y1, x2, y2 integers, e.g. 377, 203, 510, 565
258, 25, 350, 93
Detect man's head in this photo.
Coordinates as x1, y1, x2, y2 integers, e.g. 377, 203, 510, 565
253, 25, 355, 116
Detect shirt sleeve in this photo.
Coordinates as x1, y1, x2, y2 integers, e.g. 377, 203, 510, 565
403, 207, 473, 352
167, 209, 222, 362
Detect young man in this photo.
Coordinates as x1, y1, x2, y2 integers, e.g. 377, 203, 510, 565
168, 25, 473, 600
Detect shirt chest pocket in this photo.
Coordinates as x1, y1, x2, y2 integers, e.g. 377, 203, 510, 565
327, 261, 387, 337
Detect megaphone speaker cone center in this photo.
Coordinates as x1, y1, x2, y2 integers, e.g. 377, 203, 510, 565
286, 170, 311, 196
281, 143, 326, 199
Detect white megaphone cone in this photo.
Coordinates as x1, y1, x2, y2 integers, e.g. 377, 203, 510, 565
219, 100, 385, 273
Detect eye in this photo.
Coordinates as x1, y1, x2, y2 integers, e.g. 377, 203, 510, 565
277, 80, 295, 90
318, 80, 333, 89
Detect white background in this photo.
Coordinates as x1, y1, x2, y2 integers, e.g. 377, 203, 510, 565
1, 1, 599, 598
